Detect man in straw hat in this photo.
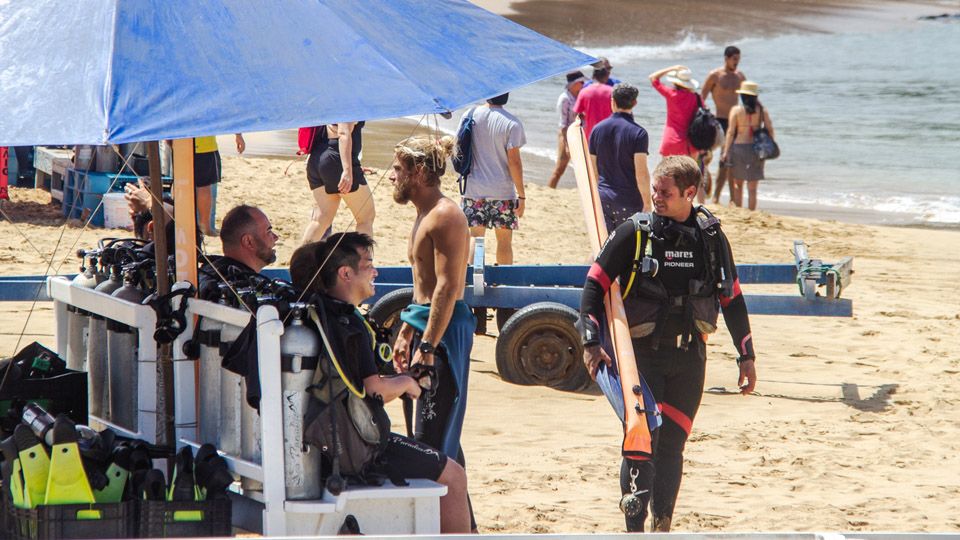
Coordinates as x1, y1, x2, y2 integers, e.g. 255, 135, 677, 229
548, 70, 589, 188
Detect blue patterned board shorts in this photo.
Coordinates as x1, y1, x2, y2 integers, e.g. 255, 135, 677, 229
460, 197, 519, 230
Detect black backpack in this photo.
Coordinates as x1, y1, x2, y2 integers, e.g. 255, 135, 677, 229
451, 107, 478, 195
687, 95, 721, 151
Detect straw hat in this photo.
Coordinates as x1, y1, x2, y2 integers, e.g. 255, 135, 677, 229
665, 68, 699, 90
736, 80, 759, 96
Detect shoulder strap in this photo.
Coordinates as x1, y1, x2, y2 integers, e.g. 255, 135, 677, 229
694, 206, 734, 294
621, 213, 654, 299
308, 305, 366, 399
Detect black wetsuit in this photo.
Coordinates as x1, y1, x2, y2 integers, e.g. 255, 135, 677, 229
580, 210, 754, 531
197, 256, 261, 302
319, 294, 449, 483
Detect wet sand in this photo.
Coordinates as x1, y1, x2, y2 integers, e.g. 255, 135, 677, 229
475, 0, 951, 44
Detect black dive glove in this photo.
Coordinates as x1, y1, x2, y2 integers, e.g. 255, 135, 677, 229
575, 313, 601, 347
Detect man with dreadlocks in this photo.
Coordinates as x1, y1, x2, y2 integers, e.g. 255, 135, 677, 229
389, 135, 478, 530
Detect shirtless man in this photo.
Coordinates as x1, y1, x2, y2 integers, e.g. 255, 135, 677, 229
700, 46, 746, 204
389, 135, 475, 470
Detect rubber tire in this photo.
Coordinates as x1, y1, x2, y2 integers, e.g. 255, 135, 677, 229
495, 308, 517, 332
495, 302, 589, 392
366, 287, 414, 374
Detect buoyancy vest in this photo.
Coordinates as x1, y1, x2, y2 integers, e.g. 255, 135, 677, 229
303, 297, 393, 482
620, 206, 735, 350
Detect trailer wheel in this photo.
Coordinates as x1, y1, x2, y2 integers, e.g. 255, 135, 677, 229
367, 288, 414, 374
495, 308, 516, 331
495, 302, 589, 391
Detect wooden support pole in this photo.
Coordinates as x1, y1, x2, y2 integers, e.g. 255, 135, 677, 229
148, 142, 169, 293
148, 141, 175, 445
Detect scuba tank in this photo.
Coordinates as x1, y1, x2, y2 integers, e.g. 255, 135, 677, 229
240, 379, 263, 493
239, 289, 265, 492
88, 265, 123, 420
107, 266, 148, 431
217, 284, 244, 457
195, 315, 224, 447
65, 254, 100, 371
279, 304, 321, 500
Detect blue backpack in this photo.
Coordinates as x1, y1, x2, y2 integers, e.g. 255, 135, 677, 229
452, 107, 477, 195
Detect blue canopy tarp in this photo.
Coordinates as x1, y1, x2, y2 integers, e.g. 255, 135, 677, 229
0, 0, 595, 145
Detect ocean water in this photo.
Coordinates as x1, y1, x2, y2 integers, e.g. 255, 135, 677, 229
422, 19, 960, 227
226, 17, 960, 228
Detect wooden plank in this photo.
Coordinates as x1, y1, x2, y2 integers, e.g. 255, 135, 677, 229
172, 139, 198, 286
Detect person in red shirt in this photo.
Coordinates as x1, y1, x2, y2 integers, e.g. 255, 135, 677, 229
649, 65, 707, 202
573, 65, 614, 140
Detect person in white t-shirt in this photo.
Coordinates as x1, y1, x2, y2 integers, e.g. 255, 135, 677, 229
457, 93, 526, 265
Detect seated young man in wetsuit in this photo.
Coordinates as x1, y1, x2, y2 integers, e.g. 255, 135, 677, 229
289, 233, 472, 534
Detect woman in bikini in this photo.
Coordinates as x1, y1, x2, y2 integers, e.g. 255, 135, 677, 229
302, 121, 376, 243
720, 81, 775, 210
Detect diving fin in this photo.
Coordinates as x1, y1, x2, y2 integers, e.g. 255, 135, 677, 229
2, 436, 26, 507
43, 415, 95, 505
14, 425, 50, 508
94, 446, 132, 503
194, 444, 233, 500
168, 445, 196, 501
140, 469, 166, 501
125, 444, 153, 501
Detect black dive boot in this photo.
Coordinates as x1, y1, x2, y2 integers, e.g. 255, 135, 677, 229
652, 515, 672, 532
620, 458, 654, 532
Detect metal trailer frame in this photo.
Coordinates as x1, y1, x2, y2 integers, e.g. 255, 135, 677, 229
357, 239, 854, 317
9, 239, 853, 316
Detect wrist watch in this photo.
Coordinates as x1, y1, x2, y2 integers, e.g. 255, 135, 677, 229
418, 341, 436, 355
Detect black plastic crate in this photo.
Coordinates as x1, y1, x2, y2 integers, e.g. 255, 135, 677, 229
138, 499, 231, 538
3, 495, 137, 540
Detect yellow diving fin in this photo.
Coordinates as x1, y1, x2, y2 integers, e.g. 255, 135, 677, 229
43, 415, 95, 505
2, 435, 26, 508
93, 447, 132, 504
14, 425, 50, 508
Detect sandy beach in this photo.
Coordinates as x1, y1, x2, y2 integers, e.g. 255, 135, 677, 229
1, 0, 958, 533
1, 149, 959, 532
